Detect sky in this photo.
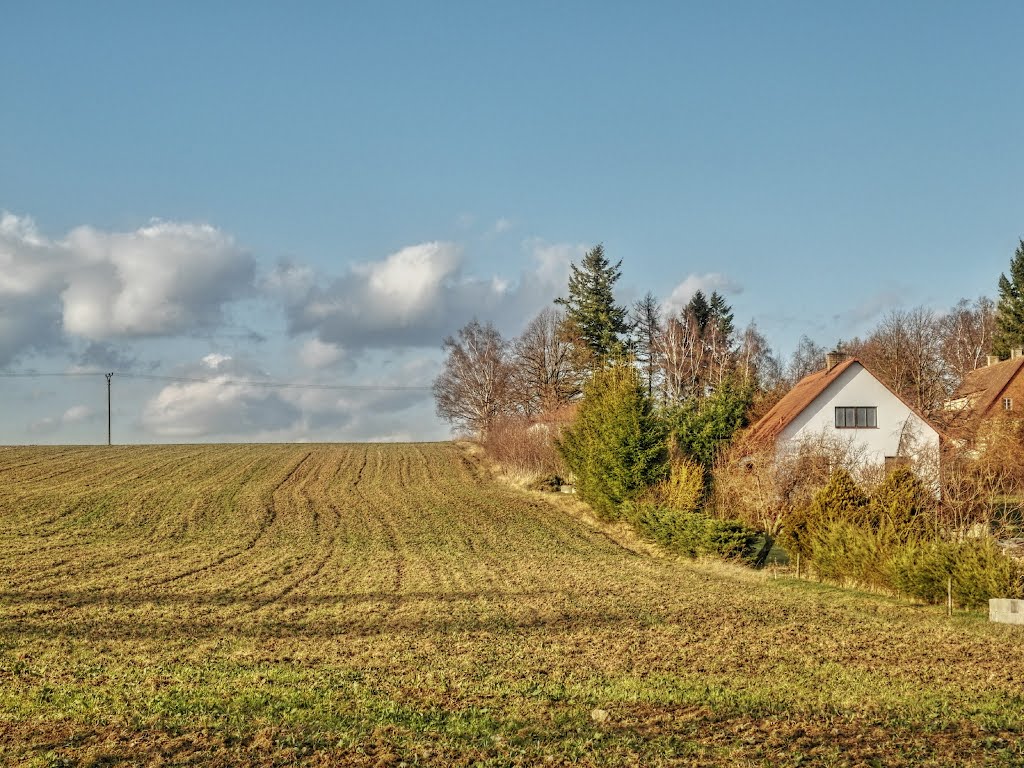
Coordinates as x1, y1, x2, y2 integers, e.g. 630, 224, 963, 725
2, 1, 1023, 444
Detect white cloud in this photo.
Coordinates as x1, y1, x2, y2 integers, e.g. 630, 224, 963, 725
141, 356, 299, 439
663, 272, 743, 316
494, 217, 512, 234
0, 212, 255, 366
299, 338, 346, 369
62, 405, 96, 424
139, 354, 436, 441
353, 242, 461, 320
278, 239, 578, 349
61, 221, 254, 339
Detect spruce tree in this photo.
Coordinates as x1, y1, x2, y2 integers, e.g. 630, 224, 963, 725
686, 290, 711, 332
708, 291, 735, 341
993, 239, 1024, 358
556, 244, 628, 369
556, 363, 667, 519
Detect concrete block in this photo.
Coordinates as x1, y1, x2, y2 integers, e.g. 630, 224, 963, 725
990, 599, 1024, 625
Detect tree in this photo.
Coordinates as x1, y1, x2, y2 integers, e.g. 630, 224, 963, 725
666, 374, 753, 470
555, 244, 629, 370
556, 363, 667, 519
510, 308, 583, 414
993, 239, 1024, 358
433, 319, 515, 437
629, 292, 662, 397
847, 307, 950, 416
940, 297, 996, 387
787, 335, 826, 384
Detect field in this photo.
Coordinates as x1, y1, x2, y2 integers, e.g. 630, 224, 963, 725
1, 443, 1023, 767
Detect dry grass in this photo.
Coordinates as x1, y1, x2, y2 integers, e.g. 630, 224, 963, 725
1, 443, 1023, 766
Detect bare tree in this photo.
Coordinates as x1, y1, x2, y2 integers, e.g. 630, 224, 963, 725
433, 319, 515, 437
511, 308, 582, 414
940, 297, 996, 387
851, 307, 951, 416
787, 335, 826, 384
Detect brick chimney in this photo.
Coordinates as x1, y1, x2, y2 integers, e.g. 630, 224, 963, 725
825, 350, 849, 372
987, 355, 1000, 367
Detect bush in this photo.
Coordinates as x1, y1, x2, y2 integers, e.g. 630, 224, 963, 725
869, 466, 935, 543
627, 503, 758, 561
556, 363, 667, 520
646, 457, 705, 512
892, 537, 1023, 608
782, 468, 868, 561
482, 414, 568, 479
810, 521, 895, 591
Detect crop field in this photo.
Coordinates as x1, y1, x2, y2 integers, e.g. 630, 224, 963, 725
1, 443, 1023, 767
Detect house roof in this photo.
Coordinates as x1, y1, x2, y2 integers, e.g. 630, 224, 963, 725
951, 356, 1024, 415
745, 357, 859, 445
746, 357, 940, 446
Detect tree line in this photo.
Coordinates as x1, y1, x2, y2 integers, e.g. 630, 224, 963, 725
435, 238, 1024, 438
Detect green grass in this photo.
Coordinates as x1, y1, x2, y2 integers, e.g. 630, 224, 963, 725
0, 443, 1022, 766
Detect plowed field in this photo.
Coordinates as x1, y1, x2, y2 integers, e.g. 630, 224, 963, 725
1, 443, 1022, 766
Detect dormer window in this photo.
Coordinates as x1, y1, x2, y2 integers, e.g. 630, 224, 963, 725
1005, 398, 1013, 411
835, 406, 877, 428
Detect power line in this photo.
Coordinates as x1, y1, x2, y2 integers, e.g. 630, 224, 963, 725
0, 370, 433, 391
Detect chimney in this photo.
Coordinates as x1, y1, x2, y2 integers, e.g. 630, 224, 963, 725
987, 355, 1000, 367
1013, 348, 1024, 360
825, 350, 849, 372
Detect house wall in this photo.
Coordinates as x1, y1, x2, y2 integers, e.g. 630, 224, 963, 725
985, 373, 1024, 419
777, 363, 940, 467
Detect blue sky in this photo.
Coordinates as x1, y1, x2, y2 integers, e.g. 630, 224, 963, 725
2, 2, 1023, 443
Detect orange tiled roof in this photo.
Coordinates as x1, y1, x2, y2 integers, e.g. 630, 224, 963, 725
951, 356, 1024, 416
746, 358, 859, 446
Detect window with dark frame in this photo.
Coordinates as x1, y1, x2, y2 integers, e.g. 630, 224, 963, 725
1004, 398, 1013, 411
835, 406, 877, 428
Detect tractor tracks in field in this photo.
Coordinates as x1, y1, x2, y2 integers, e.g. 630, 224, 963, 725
144, 451, 314, 589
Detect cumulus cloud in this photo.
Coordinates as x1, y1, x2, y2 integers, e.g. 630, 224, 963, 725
140, 353, 435, 441
28, 403, 98, 434
663, 272, 743, 316
298, 338, 348, 369
277, 239, 583, 351
0, 212, 255, 366
62, 405, 97, 424
141, 354, 300, 438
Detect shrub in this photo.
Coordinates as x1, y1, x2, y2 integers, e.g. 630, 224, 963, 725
891, 537, 1023, 608
556, 363, 667, 520
482, 415, 567, 479
627, 503, 758, 561
869, 466, 935, 543
782, 468, 868, 561
646, 457, 705, 512
810, 521, 895, 591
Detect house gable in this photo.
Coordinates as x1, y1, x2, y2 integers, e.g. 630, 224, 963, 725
748, 358, 940, 467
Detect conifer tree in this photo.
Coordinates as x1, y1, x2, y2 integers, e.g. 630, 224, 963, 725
993, 239, 1024, 358
686, 290, 711, 332
556, 363, 667, 519
556, 244, 628, 369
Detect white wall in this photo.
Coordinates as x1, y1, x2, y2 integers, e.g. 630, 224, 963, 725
778, 363, 940, 468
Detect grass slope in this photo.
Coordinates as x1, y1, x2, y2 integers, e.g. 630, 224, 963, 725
0, 443, 1022, 767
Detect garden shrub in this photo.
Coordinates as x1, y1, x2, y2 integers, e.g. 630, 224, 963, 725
627, 502, 758, 561
869, 466, 935, 543
891, 536, 1023, 608
556, 363, 667, 520
810, 521, 895, 591
782, 468, 868, 561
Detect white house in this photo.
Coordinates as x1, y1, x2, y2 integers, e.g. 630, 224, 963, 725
747, 354, 941, 478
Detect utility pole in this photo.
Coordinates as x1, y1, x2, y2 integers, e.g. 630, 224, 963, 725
105, 372, 114, 446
